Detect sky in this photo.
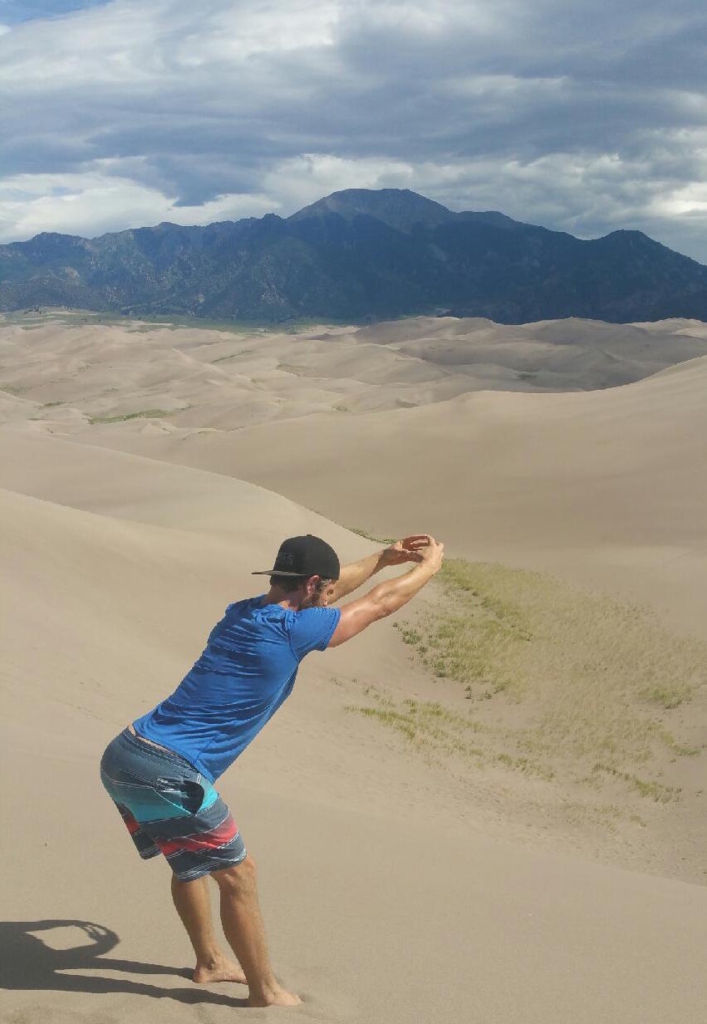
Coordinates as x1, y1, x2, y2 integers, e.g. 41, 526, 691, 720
0, 0, 705, 263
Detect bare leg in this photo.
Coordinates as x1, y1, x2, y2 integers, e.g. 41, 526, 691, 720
170, 873, 247, 984
213, 855, 301, 1007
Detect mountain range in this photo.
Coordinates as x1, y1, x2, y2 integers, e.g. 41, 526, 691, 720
1, 188, 705, 323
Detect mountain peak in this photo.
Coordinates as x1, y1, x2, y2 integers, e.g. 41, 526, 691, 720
2, 188, 705, 323
289, 188, 455, 233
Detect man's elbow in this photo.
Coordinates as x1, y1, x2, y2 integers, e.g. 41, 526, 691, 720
372, 595, 397, 620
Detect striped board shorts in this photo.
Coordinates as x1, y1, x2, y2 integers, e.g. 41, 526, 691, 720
100, 728, 246, 881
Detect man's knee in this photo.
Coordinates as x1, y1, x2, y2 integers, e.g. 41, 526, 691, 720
213, 854, 257, 895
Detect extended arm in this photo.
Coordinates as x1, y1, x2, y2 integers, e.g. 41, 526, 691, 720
329, 535, 432, 603
329, 550, 387, 603
328, 538, 444, 648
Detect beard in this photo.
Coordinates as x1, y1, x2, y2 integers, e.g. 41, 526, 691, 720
301, 589, 326, 609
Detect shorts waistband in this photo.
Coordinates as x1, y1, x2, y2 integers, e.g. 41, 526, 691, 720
118, 728, 196, 771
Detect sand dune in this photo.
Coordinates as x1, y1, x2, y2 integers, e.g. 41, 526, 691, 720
2, 311, 707, 1023
3, 436, 707, 1024
3, 312, 707, 431
62, 341, 706, 636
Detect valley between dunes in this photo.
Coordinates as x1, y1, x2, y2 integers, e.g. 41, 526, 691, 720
1, 310, 706, 1024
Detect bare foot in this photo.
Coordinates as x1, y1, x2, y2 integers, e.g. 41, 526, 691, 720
247, 985, 302, 1007
193, 956, 247, 985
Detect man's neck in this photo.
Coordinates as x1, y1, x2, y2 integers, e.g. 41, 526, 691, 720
262, 588, 304, 611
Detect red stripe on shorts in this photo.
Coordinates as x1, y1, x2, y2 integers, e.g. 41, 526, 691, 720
156, 816, 238, 857
119, 808, 142, 835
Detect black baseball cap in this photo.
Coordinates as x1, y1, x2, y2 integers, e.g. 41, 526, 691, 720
252, 535, 340, 579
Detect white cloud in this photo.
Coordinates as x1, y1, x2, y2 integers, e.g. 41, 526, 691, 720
0, 171, 274, 240
647, 182, 707, 218
0, 0, 705, 262
261, 155, 418, 212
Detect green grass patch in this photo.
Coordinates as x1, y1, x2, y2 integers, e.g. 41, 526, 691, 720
345, 688, 560, 777
349, 527, 397, 544
346, 692, 487, 761
642, 683, 693, 709
593, 764, 681, 803
124, 313, 348, 334
211, 351, 252, 363
394, 559, 706, 765
3, 307, 351, 334
350, 556, 707, 803
393, 560, 535, 695
89, 408, 180, 424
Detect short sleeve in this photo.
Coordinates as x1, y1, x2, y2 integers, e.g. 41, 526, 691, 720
289, 606, 341, 659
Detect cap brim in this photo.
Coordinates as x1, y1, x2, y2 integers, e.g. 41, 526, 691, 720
251, 569, 306, 577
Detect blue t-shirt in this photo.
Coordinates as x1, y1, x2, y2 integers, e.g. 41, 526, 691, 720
133, 597, 340, 782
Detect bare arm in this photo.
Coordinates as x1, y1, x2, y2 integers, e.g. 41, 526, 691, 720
328, 538, 444, 648
329, 535, 432, 603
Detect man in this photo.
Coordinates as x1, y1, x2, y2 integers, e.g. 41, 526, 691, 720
100, 531, 444, 1007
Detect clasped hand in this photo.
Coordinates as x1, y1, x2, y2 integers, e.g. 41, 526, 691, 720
383, 534, 434, 566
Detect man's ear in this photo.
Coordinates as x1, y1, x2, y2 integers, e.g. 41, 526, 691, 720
304, 575, 320, 595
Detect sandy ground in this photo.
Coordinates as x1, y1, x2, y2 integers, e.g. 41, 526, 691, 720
2, 311, 707, 1024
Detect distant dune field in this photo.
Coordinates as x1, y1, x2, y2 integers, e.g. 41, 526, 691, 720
2, 311, 707, 1024
4, 311, 700, 634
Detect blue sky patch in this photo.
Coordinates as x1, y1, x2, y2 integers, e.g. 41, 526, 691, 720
0, 0, 110, 25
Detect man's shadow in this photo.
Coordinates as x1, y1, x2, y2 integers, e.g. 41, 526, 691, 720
0, 920, 247, 1007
